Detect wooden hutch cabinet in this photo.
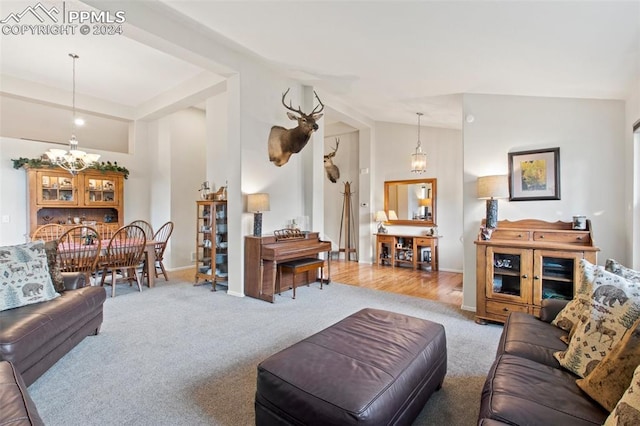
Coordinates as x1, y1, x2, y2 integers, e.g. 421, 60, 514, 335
474, 219, 599, 324
25, 167, 125, 237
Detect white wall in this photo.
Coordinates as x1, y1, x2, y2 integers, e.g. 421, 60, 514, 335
373, 121, 464, 271
625, 77, 640, 269
462, 94, 627, 311
323, 131, 359, 253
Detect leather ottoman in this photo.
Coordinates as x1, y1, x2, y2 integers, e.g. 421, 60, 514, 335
255, 308, 447, 425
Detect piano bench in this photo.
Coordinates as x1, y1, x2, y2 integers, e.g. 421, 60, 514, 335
278, 258, 326, 299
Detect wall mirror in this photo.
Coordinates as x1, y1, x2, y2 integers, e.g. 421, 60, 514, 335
384, 178, 437, 226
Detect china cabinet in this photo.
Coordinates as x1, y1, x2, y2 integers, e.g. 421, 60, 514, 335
474, 219, 599, 324
25, 167, 124, 238
375, 233, 439, 271
194, 200, 228, 290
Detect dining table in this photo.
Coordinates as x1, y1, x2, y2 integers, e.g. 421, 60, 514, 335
58, 239, 158, 288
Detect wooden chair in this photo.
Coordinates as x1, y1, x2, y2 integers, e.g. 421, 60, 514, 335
32, 224, 65, 242
129, 220, 154, 240
145, 221, 174, 282
99, 225, 146, 297
57, 225, 101, 284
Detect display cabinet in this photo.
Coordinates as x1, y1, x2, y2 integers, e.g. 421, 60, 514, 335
475, 219, 599, 324
375, 233, 439, 271
194, 200, 228, 290
25, 167, 124, 238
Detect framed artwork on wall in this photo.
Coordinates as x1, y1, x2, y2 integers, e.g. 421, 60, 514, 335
508, 147, 560, 201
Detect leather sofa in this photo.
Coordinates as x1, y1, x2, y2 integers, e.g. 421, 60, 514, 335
479, 299, 609, 426
0, 273, 106, 386
0, 360, 44, 426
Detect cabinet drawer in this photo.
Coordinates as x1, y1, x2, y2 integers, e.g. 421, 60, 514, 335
490, 230, 531, 241
486, 300, 529, 316
377, 236, 394, 244
414, 237, 433, 246
533, 231, 590, 244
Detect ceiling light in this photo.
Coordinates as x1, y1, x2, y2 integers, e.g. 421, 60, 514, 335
411, 112, 427, 174
45, 53, 99, 175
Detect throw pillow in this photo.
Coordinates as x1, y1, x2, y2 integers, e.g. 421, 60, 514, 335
604, 364, 640, 425
554, 268, 640, 378
577, 317, 640, 411
0, 241, 59, 311
43, 240, 65, 292
606, 258, 640, 284
552, 259, 598, 332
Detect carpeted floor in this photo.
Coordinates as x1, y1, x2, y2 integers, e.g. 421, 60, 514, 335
28, 279, 502, 425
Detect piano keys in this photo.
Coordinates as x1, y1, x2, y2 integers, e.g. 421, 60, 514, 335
244, 232, 331, 302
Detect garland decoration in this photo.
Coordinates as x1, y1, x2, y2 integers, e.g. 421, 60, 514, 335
11, 157, 130, 179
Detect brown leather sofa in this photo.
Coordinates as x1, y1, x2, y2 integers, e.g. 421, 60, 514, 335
0, 360, 44, 426
0, 273, 106, 386
479, 299, 609, 426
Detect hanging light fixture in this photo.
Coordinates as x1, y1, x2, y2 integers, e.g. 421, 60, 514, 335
410, 112, 427, 173
45, 53, 100, 175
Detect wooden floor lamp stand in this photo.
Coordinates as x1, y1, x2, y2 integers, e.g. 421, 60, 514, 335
338, 181, 358, 261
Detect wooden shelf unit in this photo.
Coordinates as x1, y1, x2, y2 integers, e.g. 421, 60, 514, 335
25, 167, 124, 238
194, 200, 228, 289
474, 219, 599, 324
375, 233, 439, 271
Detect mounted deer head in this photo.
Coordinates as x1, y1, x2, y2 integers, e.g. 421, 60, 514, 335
268, 88, 324, 167
324, 138, 340, 183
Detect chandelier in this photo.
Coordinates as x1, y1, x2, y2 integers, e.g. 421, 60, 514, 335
410, 112, 427, 173
45, 53, 100, 175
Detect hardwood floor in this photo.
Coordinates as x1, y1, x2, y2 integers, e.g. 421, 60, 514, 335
169, 260, 463, 307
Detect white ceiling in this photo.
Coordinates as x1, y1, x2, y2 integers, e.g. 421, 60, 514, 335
1, 1, 638, 129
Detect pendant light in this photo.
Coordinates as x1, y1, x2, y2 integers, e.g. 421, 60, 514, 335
410, 112, 427, 173
45, 53, 100, 175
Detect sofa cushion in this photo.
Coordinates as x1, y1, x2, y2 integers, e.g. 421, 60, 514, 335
497, 312, 567, 367
0, 241, 59, 312
604, 364, 640, 425
577, 317, 640, 411
552, 259, 597, 332
554, 268, 640, 378
43, 240, 65, 292
480, 354, 608, 426
605, 258, 640, 284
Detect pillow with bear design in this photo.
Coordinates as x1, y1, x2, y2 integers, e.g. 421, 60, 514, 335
0, 241, 59, 311
554, 268, 640, 378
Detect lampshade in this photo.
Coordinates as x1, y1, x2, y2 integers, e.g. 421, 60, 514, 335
477, 175, 509, 199
388, 210, 398, 220
374, 211, 388, 222
418, 198, 431, 207
247, 193, 270, 212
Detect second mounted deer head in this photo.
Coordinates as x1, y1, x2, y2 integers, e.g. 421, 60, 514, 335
268, 88, 324, 167
324, 138, 340, 183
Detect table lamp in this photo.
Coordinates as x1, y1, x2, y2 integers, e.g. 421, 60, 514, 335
374, 211, 388, 234
247, 193, 270, 237
418, 198, 431, 219
477, 175, 509, 229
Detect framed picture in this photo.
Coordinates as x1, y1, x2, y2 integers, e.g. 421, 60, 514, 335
508, 148, 560, 201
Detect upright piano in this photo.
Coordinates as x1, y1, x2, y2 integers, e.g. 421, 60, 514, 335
245, 232, 331, 302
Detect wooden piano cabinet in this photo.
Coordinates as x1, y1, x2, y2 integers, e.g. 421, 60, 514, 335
244, 233, 331, 303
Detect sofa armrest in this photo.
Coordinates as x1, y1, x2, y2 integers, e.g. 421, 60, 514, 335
539, 299, 569, 323
62, 272, 86, 291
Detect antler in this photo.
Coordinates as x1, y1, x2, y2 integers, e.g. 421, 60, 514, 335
281, 88, 325, 116
325, 138, 340, 159
311, 90, 325, 115
281, 88, 304, 115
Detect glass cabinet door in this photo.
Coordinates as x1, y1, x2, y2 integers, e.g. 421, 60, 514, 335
533, 250, 579, 306
37, 171, 78, 206
84, 176, 119, 206
486, 246, 532, 304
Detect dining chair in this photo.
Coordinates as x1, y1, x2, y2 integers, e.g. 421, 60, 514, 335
99, 224, 147, 297
57, 225, 101, 284
145, 221, 174, 282
32, 223, 65, 242
129, 220, 154, 282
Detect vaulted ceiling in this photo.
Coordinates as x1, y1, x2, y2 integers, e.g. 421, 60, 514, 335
1, 1, 638, 129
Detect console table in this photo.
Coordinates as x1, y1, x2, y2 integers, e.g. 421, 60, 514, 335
375, 233, 439, 271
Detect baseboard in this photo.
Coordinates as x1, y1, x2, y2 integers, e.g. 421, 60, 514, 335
226, 290, 244, 298
461, 304, 476, 312
166, 265, 193, 272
